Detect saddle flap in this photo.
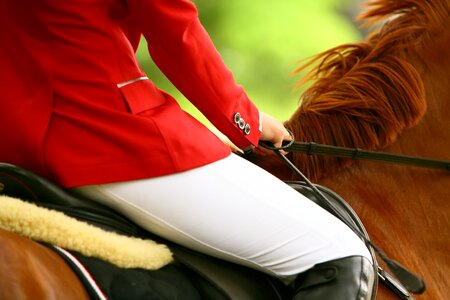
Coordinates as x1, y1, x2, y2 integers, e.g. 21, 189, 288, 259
172, 246, 288, 300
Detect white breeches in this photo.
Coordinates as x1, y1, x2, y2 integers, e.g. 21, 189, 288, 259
71, 153, 371, 279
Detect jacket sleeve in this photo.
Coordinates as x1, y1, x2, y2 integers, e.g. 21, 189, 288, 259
127, 0, 261, 149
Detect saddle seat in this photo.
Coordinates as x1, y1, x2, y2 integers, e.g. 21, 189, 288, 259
0, 162, 380, 300
0, 162, 291, 300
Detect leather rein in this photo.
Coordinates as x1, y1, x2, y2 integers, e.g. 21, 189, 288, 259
275, 138, 450, 171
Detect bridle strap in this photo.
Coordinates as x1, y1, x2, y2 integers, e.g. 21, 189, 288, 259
286, 141, 450, 171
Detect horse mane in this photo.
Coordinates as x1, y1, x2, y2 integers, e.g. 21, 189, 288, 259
285, 0, 449, 181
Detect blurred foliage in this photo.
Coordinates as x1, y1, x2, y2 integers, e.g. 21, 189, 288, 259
136, 0, 363, 126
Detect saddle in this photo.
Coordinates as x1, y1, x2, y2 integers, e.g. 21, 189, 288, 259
0, 162, 407, 299
0, 162, 288, 299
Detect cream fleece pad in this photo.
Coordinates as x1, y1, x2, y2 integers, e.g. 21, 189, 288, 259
0, 195, 173, 270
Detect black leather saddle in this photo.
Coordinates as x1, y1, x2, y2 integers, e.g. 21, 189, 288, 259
0, 162, 380, 300
0, 162, 291, 299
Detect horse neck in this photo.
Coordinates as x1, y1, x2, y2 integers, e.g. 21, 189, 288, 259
364, 0, 450, 159
249, 0, 450, 182
388, 31, 450, 159
281, 2, 450, 182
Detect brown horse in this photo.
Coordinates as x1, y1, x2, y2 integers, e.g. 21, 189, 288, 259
0, 228, 90, 300
0, 0, 449, 299
250, 0, 450, 299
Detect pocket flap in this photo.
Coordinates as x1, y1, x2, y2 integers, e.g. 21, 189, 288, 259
119, 79, 166, 114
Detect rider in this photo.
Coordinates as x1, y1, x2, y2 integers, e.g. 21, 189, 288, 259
0, 1, 375, 299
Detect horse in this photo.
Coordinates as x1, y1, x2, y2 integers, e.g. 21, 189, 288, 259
0, 228, 90, 300
248, 0, 450, 299
0, 0, 449, 299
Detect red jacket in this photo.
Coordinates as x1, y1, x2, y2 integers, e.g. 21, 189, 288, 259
0, 0, 261, 187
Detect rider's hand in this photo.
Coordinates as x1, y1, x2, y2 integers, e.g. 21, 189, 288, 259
259, 112, 291, 154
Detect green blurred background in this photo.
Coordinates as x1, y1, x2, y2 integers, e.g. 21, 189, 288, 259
137, 0, 364, 127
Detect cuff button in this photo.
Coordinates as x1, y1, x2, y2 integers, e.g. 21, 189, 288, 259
234, 113, 241, 123
238, 118, 245, 129
244, 124, 251, 135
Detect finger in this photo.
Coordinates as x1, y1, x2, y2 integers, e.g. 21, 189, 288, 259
273, 137, 288, 155
284, 130, 292, 141
280, 129, 292, 155
273, 135, 284, 148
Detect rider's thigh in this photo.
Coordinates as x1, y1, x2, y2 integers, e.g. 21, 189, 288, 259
71, 153, 371, 278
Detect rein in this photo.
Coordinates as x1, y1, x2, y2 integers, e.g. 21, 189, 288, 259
280, 140, 450, 171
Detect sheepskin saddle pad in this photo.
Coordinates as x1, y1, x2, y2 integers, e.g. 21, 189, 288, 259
0, 195, 173, 270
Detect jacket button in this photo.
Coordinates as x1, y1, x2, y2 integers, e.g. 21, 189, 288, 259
244, 124, 251, 135
238, 118, 245, 129
234, 113, 241, 123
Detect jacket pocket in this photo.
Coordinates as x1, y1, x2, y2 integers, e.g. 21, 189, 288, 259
118, 77, 167, 114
